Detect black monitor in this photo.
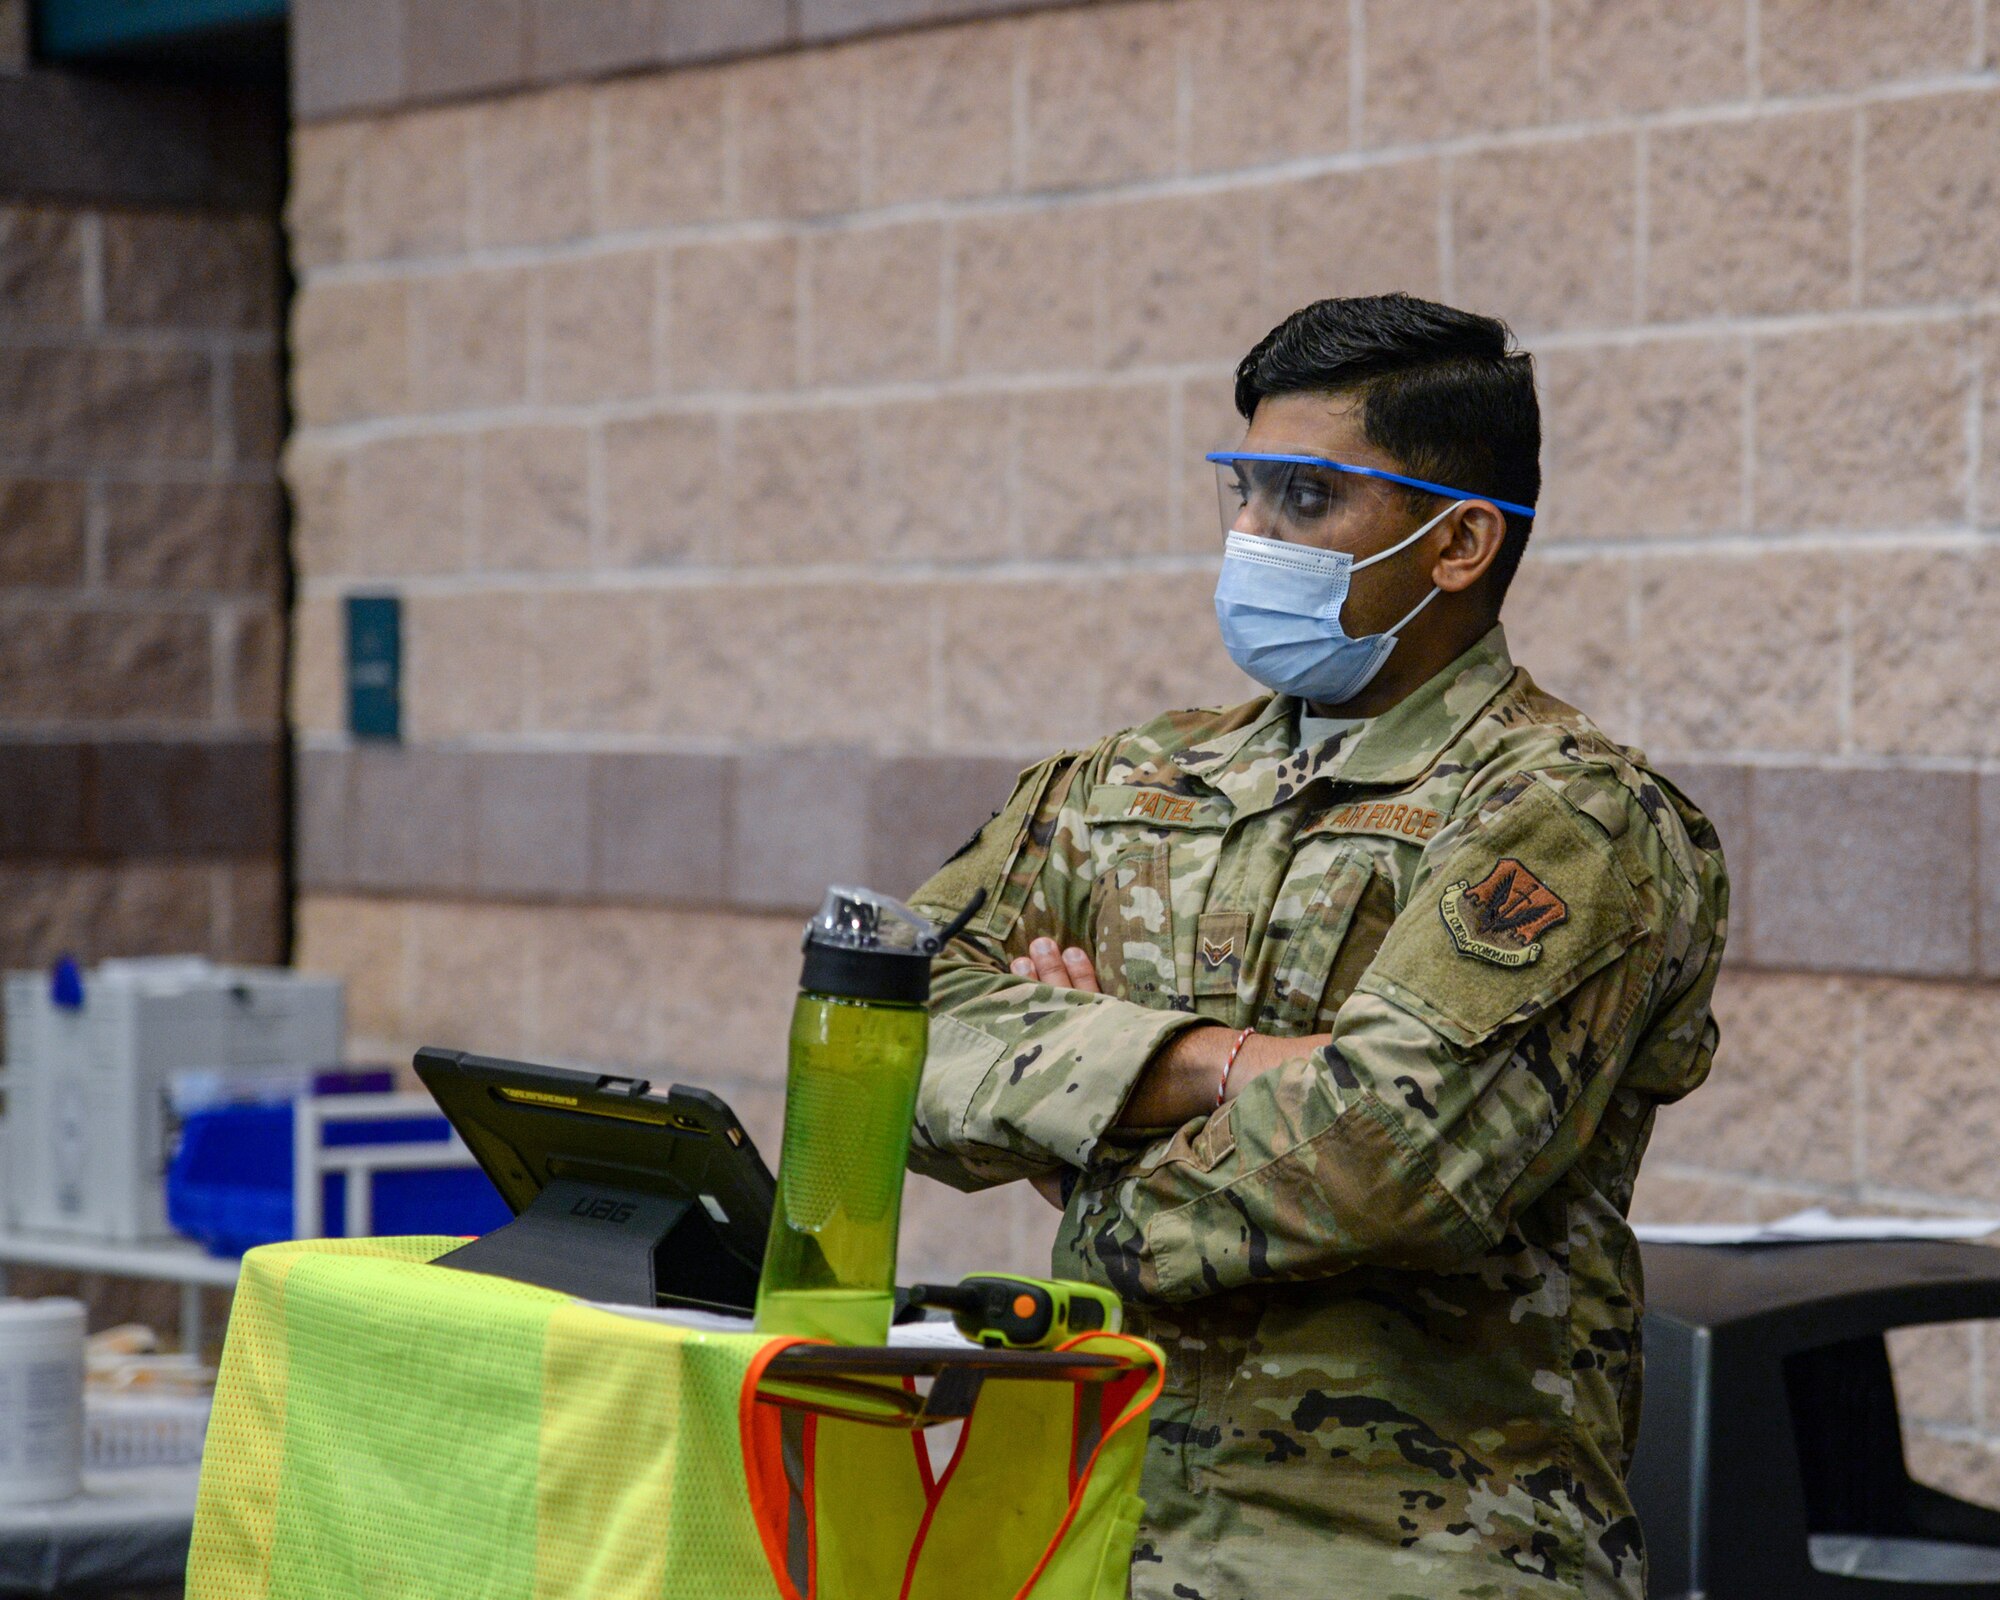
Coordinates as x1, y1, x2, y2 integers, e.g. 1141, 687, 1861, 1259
413, 1047, 774, 1312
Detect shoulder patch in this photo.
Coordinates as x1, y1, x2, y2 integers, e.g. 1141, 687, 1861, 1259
1440, 859, 1569, 967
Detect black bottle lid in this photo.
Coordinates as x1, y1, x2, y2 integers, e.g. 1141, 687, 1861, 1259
798, 886, 985, 1006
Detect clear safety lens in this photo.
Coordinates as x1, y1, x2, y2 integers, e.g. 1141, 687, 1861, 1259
1212, 454, 1406, 549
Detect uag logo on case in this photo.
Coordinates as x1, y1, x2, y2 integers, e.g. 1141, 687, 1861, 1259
1439, 858, 1568, 968
570, 1196, 638, 1224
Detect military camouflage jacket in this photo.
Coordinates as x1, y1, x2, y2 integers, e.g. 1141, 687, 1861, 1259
908, 626, 1729, 1600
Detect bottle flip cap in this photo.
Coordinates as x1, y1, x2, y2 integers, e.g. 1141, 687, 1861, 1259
799, 886, 986, 1005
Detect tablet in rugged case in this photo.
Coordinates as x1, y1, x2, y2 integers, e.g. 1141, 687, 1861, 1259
413, 1046, 774, 1311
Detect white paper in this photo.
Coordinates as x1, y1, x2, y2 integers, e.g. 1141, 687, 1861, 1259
1635, 1207, 2000, 1246
585, 1299, 978, 1348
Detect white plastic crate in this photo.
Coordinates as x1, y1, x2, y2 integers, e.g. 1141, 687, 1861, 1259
85, 1393, 213, 1469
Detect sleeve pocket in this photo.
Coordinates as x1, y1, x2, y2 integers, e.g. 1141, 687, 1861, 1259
1357, 779, 1646, 1049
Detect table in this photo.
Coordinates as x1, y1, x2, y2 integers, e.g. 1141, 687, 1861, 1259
0, 1235, 239, 1354
0, 1467, 200, 1597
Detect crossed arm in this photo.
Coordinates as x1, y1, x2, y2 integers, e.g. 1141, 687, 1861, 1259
1010, 934, 1331, 1203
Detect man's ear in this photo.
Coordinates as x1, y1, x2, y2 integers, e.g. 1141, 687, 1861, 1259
1430, 502, 1508, 594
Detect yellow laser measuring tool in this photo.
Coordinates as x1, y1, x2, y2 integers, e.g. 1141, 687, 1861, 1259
905, 1274, 1124, 1350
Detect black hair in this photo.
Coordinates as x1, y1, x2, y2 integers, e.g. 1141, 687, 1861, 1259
1233, 293, 1541, 601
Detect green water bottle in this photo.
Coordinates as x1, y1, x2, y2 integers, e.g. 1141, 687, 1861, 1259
754, 884, 984, 1346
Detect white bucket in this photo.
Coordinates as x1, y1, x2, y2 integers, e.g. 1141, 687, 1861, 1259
0, 1298, 85, 1505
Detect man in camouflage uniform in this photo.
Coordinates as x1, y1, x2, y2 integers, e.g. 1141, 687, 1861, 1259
907, 295, 1728, 1599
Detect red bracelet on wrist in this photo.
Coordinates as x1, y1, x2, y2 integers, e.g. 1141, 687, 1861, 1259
1217, 1027, 1255, 1107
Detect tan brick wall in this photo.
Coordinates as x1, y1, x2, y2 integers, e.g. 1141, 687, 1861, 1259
1, 196, 287, 973
287, 0, 2000, 1397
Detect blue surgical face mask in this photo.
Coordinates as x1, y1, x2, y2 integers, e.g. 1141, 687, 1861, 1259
1212, 500, 1463, 707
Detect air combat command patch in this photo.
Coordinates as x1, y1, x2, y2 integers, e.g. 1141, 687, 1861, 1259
1439, 857, 1570, 967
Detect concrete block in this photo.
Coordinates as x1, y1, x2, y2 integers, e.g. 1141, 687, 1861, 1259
405, 0, 529, 101
350, 746, 474, 894
596, 67, 729, 230
1266, 160, 1444, 316
0, 204, 84, 327
533, 590, 659, 735
1858, 977, 2000, 1198
102, 483, 281, 596
867, 393, 1015, 563
342, 433, 471, 577
472, 423, 592, 573
728, 406, 872, 567
1184, 0, 1349, 173
866, 752, 1024, 898
1101, 190, 1271, 369
866, 25, 1014, 207
472, 749, 593, 898
603, 410, 726, 569
291, 0, 406, 121
347, 105, 472, 261
1015, 381, 1172, 559
1021, 6, 1178, 190
0, 740, 86, 855
529, 0, 664, 80
1754, 321, 1969, 532
1452, 132, 1638, 333
1547, 0, 1748, 118
1762, 0, 1975, 94
590, 750, 732, 902
735, 48, 866, 219
291, 277, 410, 427
1632, 551, 1845, 757
952, 206, 1102, 375
67, 608, 213, 724
1646, 110, 1853, 321
1648, 972, 1858, 1183
805, 220, 944, 386
1536, 338, 1746, 542
0, 477, 84, 586
410, 267, 532, 412
540, 248, 659, 406
475, 84, 592, 248
1363, 0, 1537, 145
659, 0, 790, 63
402, 591, 534, 740
294, 746, 355, 891
670, 235, 798, 392
1848, 546, 2000, 761
1863, 90, 2000, 303
729, 746, 871, 910
1749, 765, 1976, 977
85, 738, 280, 857
101, 211, 278, 332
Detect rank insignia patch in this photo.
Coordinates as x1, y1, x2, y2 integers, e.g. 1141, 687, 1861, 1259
1199, 937, 1234, 969
1439, 858, 1569, 967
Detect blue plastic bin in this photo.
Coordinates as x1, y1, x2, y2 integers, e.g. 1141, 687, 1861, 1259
167, 1100, 510, 1258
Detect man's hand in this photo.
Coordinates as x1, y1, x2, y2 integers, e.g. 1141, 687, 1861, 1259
1010, 937, 1099, 992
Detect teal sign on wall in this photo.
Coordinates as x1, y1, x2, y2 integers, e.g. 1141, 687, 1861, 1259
345, 595, 401, 743
36, 0, 286, 57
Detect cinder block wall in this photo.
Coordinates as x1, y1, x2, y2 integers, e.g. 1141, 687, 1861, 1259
287, 0, 2000, 1477
0, 66, 288, 980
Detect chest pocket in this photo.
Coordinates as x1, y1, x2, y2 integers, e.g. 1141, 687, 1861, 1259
1255, 844, 1374, 1034
1090, 839, 1174, 1005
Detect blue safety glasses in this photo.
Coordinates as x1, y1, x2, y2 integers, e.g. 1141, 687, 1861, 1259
1207, 451, 1537, 547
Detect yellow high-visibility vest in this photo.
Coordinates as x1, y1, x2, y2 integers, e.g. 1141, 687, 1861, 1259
188, 1237, 1160, 1600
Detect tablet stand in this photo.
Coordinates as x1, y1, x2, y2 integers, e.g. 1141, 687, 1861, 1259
438, 1176, 761, 1310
